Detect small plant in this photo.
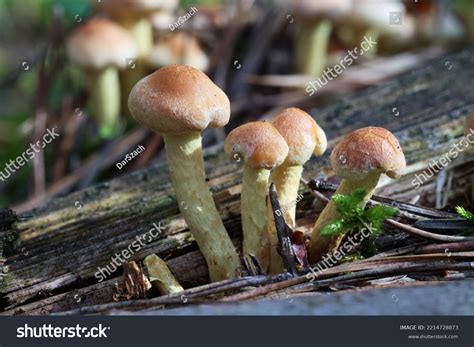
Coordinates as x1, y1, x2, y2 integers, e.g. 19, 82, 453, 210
321, 188, 399, 237
455, 206, 474, 235
456, 206, 474, 226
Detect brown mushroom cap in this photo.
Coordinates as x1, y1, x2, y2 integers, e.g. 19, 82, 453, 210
272, 108, 327, 166
128, 65, 230, 134
224, 122, 289, 170
67, 18, 137, 70
331, 127, 406, 181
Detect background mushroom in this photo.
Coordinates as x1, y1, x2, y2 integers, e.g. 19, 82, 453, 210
146, 32, 209, 71
309, 127, 406, 262
224, 121, 289, 273
129, 65, 241, 282
268, 107, 326, 273
96, 0, 178, 115
67, 18, 137, 138
292, 0, 352, 76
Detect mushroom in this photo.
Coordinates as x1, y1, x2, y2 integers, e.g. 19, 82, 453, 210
146, 32, 209, 72
67, 18, 137, 138
96, 0, 178, 57
96, 0, 178, 115
224, 122, 289, 272
309, 127, 406, 262
268, 108, 327, 273
128, 65, 241, 282
466, 114, 474, 204
292, 0, 352, 76
144, 254, 184, 295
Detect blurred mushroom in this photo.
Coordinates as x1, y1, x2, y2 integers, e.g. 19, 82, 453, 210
225, 121, 289, 273
309, 127, 406, 262
150, 10, 176, 32
96, 0, 177, 57
144, 254, 184, 295
268, 108, 326, 273
129, 65, 241, 282
342, 0, 415, 52
292, 0, 352, 76
67, 18, 137, 138
96, 0, 178, 115
146, 32, 209, 71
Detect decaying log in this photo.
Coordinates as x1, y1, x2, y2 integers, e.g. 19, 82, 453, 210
1, 46, 474, 315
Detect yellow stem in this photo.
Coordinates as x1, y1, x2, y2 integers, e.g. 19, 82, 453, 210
267, 165, 303, 274
241, 164, 271, 273
163, 132, 241, 281
309, 173, 380, 263
87, 66, 121, 139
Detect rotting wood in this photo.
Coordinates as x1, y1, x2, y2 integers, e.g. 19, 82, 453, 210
1, 47, 474, 315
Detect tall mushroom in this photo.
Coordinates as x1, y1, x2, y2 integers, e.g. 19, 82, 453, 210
309, 127, 406, 262
128, 65, 241, 282
67, 18, 137, 138
224, 122, 289, 272
268, 108, 326, 273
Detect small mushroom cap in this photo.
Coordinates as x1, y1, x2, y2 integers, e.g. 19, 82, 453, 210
67, 18, 137, 70
146, 32, 209, 71
224, 122, 289, 170
331, 127, 406, 181
128, 65, 230, 134
272, 108, 327, 166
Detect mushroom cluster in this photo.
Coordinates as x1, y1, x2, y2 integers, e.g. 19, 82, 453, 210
66, 2, 209, 138
128, 64, 407, 284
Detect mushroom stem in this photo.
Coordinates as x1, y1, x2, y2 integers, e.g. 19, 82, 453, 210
144, 254, 184, 295
309, 172, 381, 263
271, 165, 304, 227
118, 18, 153, 117
163, 132, 241, 282
241, 164, 271, 272
296, 19, 332, 76
86, 66, 121, 139
267, 164, 303, 274
121, 17, 154, 58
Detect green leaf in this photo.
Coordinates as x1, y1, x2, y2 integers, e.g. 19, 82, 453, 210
332, 188, 366, 217
456, 206, 474, 222
363, 205, 398, 231
321, 219, 346, 237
